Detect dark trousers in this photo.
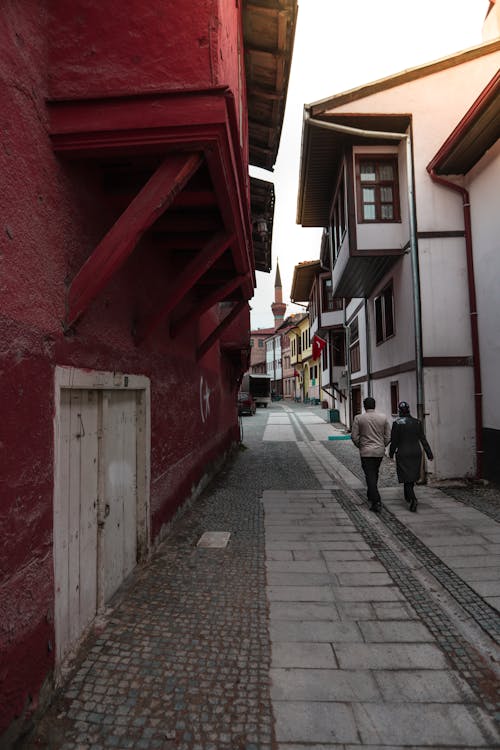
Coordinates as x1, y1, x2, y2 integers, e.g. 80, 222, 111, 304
404, 481, 416, 502
361, 456, 383, 507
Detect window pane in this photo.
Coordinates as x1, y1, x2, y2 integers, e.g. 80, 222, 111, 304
363, 204, 376, 220
381, 205, 394, 219
360, 163, 376, 181
380, 186, 393, 202
379, 164, 394, 180
362, 187, 375, 202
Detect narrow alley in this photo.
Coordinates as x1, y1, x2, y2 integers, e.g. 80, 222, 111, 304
21, 401, 500, 750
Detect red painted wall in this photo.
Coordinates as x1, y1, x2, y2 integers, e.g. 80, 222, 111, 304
1, 0, 250, 740
48, 0, 240, 99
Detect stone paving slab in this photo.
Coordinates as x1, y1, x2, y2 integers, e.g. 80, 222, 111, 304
270, 668, 381, 702
353, 702, 497, 746
334, 643, 449, 670
269, 602, 340, 621
358, 620, 434, 642
270, 620, 362, 643
325, 560, 386, 573
268, 586, 335, 602
266, 560, 329, 573
330, 585, 404, 602
271, 642, 337, 669
335, 572, 393, 587
273, 701, 359, 744
267, 572, 333, 586
374, 669, 477, 703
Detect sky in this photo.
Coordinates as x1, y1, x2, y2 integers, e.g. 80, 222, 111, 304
249, 0, 490, 330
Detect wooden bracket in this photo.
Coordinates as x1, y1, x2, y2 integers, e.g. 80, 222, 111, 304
170, 275, 245, 338
65, 152, 203, 328
196, 300, 247, 361
134, 230, 235, 344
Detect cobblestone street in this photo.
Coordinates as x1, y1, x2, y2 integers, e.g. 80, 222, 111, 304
20, 402, 500, 750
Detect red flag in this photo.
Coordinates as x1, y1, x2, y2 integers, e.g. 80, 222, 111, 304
293, 369, 300, 377
312, 334, 326, 361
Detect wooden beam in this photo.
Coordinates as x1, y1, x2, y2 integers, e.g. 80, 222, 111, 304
134, 230, 235, 344
196, 300, 247, 361
170, 275, 245, 338
65, 152, 203, 328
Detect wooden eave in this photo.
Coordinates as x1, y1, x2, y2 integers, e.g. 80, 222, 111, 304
48, 89, 255, 340
290, 260, 322, 302
250, 176, 275, 273
243, 0, 298, 171
332, 253, 402, 299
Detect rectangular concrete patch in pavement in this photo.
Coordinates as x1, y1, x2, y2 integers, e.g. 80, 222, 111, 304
353, 702, 498, 746
273, 700, 359, 744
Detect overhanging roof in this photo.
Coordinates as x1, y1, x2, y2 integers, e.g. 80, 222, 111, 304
243, 0, 298, 171
297, 114, 411, 227
290, 260, 322, 302
428, 69, 500, 175
250, 176, 274, 273
297, 38, 500, 227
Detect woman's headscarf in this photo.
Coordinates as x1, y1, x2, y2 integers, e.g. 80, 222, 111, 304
398, 401, 410, 416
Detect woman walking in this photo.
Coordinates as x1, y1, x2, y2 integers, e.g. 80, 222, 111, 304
389, 401, 433, 512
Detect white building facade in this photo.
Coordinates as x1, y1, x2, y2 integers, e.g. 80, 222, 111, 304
297, 39, 500, 481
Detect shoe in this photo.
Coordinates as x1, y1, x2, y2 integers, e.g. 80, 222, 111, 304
369, 503, 381, 513
409, 498, 417, 512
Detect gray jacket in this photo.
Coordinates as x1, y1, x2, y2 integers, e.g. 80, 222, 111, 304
351, 409, 391, 457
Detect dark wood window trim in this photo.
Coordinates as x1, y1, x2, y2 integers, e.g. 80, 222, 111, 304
390, 380, 399, 416
374, 282, 395, 345
355, 154, 401, 224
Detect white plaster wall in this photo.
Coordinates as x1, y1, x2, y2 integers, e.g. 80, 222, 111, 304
424, 366, 476, 479
369, 255, 416, 373
418, 237, 473, 357
467, 139, 500, 430
372, 371, 415, 421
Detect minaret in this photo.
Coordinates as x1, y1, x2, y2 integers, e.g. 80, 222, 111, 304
271, 260, 287, 330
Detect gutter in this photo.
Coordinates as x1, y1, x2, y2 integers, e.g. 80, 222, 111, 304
426, 170, 483, 479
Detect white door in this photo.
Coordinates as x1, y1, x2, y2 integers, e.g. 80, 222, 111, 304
100, 390, 138, 604
54, 389, 99, 665
54, 386, 141, 666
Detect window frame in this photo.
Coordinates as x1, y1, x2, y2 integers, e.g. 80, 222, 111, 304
390, 381, 399, 416
355, 155, 401, 224
374, 282, 395, 345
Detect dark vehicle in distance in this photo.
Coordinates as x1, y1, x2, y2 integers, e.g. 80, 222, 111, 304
238, 391, 256, 416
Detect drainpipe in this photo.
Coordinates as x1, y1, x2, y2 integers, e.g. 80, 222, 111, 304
426, 169, 483, 479
364, 299, 372, 397
307, 114, 425, 426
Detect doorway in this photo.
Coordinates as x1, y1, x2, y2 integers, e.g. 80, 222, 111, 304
351, 385, 362, 419
53, 368, 150, 668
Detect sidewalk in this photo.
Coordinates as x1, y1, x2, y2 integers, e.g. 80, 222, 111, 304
20, 402, 500, 749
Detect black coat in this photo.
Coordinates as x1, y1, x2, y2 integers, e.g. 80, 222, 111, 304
389, 416, 433, 483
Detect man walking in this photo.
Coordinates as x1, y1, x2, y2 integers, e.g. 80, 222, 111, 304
351, 397, 391, 512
